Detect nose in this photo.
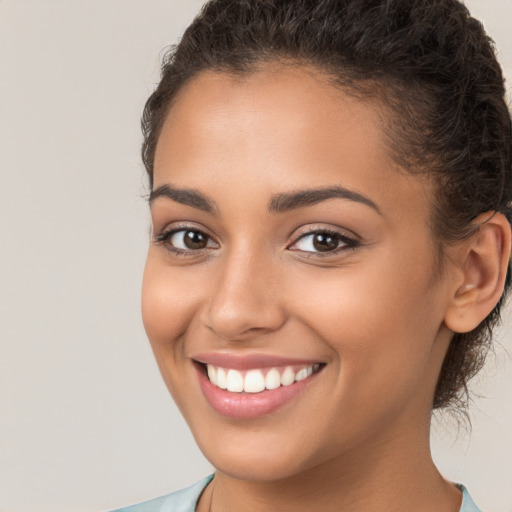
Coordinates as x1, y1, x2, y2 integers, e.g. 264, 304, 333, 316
202, 248, 287, 342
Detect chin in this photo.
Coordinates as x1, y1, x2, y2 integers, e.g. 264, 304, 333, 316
191, 418, 326, 483
202, 447, 310, 482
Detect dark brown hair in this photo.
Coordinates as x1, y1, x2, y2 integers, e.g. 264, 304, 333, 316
142, 0, 512, 410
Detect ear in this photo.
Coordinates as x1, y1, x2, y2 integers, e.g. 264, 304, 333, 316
444, 212, 511, 334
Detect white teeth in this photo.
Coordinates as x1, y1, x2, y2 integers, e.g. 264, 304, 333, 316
226, 369, 244, 392
280, 366, 296, 386
265, 368, 281, 390
205, 363, 321, 393
207, 365, 217, 385
295, 367, 308, 381
244, 370, 266, 393
217, 367, 227, 389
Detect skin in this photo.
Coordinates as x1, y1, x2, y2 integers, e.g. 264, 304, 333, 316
141, 65, 507, 511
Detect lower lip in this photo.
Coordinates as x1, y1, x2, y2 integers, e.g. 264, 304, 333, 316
195, 364, 321, 420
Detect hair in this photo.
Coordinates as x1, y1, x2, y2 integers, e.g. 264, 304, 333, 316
141, 0, 512, 411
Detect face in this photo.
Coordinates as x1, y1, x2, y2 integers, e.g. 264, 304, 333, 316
142, 66, 454, 481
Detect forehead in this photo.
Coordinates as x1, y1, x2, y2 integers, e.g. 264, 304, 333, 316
154, 65, 431, 222
157, 66, 386, 173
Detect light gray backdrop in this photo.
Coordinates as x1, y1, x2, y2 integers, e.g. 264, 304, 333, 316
0, 1, 511, 511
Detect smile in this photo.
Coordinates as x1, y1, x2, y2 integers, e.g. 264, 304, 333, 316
194, 356, 325, 419
206, 364, 321, 393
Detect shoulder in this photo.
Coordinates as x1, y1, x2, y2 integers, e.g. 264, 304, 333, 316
111, 474, 214, 512
111, 477, 481, 512
458, 485, 483, 512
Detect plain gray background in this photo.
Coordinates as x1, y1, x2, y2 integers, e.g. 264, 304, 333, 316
0, 1, 511, 511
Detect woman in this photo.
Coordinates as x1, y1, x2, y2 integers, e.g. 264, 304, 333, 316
115, 0, 512, 510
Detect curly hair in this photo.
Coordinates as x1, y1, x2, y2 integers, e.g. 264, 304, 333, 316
141, 0, 512, 411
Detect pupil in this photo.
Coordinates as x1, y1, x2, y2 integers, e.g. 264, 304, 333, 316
313, 233, 338, 252
184, 230, 207, 249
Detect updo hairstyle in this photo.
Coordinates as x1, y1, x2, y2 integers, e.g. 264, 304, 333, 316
141, 0, 512, 411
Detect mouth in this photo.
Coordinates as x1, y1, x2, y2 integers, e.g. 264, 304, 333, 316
193, 355, 326, 419
201, 362, 323, 393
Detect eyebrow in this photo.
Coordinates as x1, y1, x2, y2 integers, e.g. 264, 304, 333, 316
149, 184, 217, 213
149, 183, 380, 216
268, 186, 381, 215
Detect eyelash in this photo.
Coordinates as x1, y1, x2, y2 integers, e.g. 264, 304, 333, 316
288, 228, 360, 258
153, 226, 360, 258
153, 226, 217, 257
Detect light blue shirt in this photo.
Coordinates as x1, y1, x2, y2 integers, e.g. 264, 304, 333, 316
111, 474, 482, 512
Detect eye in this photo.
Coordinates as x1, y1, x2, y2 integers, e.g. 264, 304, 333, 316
289, 229, 358, 254
154, 228, 218, 253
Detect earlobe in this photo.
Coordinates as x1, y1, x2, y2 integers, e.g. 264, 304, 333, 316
444, 212, 511, 334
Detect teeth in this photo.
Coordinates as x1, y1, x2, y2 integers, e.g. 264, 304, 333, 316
244, 370, 266, 393
295, 367, 309, 381
281, 366, 296, 386
226, 369, 244, 392
217, 367, 227, 389
265, 368, 281, 390
205, 363, 321, 394
207, 364, 217, 385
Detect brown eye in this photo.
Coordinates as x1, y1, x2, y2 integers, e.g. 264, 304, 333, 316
312, 233, 339, 252
183, 230, 208, 249
292, 231, 345, 253
289, 229, 359, 256
165, 229, 217, 251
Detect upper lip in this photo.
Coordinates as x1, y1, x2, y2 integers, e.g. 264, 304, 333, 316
193, 352, 324, 370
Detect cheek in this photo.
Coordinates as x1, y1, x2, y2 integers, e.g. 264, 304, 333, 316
292, 257, 436, 337
141, 254, 209, 417
141, 254, 202, 363
288, 250, 442, 398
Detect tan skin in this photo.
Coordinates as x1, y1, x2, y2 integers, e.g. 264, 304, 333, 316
142, 65, 511, 512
